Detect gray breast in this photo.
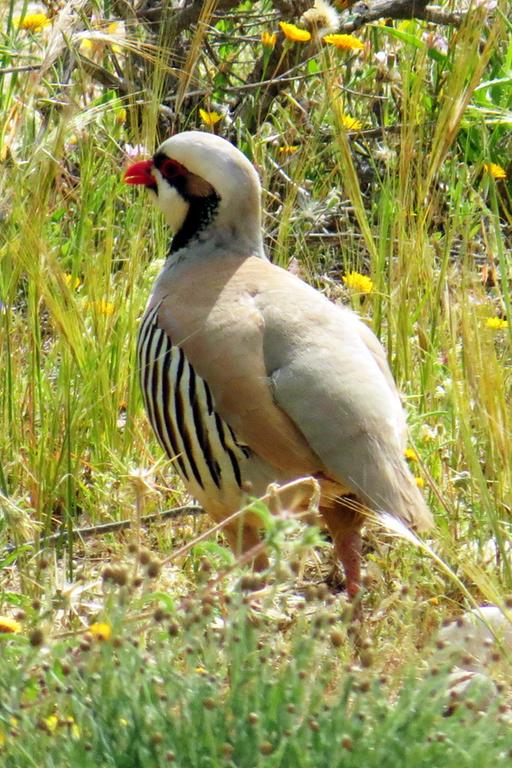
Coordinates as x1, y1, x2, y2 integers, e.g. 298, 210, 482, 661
137, 304, 251, 496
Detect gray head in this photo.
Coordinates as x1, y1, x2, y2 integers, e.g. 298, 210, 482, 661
125, 131, 263, 253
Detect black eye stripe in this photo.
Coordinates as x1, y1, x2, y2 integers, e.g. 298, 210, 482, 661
153, 153, 187, 182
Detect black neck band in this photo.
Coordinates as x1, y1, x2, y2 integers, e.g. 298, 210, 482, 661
169, 193, 220, 253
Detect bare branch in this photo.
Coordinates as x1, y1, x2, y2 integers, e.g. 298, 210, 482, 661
2, 504, 203, 557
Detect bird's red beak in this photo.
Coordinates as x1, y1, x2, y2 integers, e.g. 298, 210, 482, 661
124, 159, 155, 187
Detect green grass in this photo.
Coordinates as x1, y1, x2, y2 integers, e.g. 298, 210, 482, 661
0, 0, 511, 763
1, 560, 511, 767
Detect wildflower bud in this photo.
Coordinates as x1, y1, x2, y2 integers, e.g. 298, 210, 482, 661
222, 744, 234, 757
112, 567, 128, 586
259, 741, 273, 755
128, 542, 139, 554
29, 628, 44, 647
289, 558, 301, 575
151, 732, 163, 745
304, 585, 317, 602
330, 629, 344, 648
138, 548, 152, 565
32, 599, 42, 611
153, 608, 167, 623
341, 735, 353, 750
146, 559, 161, 579
316, 583, 329, 600
102, 566, 115, 582
360, 650, 373, 668
247, 712, 259, 725
166, 751, 176, 762
240, 574, 261, 591
203, 698, 216, 710
308, 718, 320, 732
287, 703, 296, 713
132, 576, 143, 588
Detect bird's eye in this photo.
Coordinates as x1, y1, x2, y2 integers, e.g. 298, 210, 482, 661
160, 158, 186, 182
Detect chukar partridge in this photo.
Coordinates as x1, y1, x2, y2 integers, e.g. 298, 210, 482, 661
125, 131, 433, 597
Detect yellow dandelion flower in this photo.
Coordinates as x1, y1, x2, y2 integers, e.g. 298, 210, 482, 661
340, 114, 363, 131
483, 162, 506, 180
43, 715, 59, 733
116, 107, 127, 125
415, 476, 425, 489
279, 145, 299, 154
261, 31, 277, 48
195, 666, 208, 675
107, 21, 122, 35
0, 616, 21, 633
485, 316, 508, 330
60, 715, 81, 738
199, 108, 223, 126
79, 37, 94, 55
404, 447, 418, 462
89, 622, 112, 641
343, 271, 373, 294
85, 299, 115, 317
429, 596, 439, 605
64, 273, 81, 290
17, 12, 50, 32
119, 718, 129, 727
323, 33, 364, 51
107, 21, 124, 53
279, 21, 311, 43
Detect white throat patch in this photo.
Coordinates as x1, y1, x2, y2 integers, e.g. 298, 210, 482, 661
153, 169, 190, 232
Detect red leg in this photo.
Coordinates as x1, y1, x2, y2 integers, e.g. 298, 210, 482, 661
320, 499, 363, 600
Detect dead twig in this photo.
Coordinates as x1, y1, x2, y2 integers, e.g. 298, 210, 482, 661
1, 504, 203, 557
